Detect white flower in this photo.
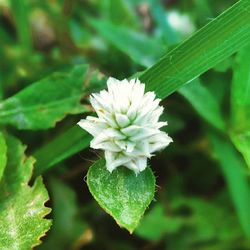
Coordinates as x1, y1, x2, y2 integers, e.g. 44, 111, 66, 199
78, 77, 173, 174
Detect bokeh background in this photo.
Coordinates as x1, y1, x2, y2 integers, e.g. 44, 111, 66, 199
1, 0, 250, 249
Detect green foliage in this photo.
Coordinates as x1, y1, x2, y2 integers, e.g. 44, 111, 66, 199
84, 1, 250, 234
231, 44, 250, 124
10, 0, 32, 51
135, 204, 183, 241
179, 79, 225, 130
136, 196, 247, 248
87, 159, 155, 233
0, 135, 51, 249
140, 0, 250, 98
108, 0, 137, 26
0, 65, 89, 130
1, 0, 250, 248
230, 43, 250, 168
89, 19, 164, 67
230, 133, 250, 169
0, 132, 7, 181
40, 178, 89, 250
209, 133, 250, 238
34, 126, 91, 176
148, 0, 179, 45
177, 76, 250, 239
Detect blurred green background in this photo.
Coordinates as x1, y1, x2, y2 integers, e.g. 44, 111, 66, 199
1, 0, 250, 249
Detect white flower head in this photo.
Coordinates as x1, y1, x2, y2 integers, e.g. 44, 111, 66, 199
78, 77, 173, 174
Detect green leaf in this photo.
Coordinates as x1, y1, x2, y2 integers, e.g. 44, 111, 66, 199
0, 132, 7, 181
135, 204, 183, 241
34, 126, 91, 176
0, 135, 51, 249
230, 43, 250, 168
89, 19, 164, 67
209, 132, 250, 239
171, 197, 244, 243
140, 0, 250, 98
179, 79, 226, 130
40, 178, 89, 250
33, 70, 105, 175
136, 196, 244, 243
0, 65, 89, 130
87, 159, 155, 233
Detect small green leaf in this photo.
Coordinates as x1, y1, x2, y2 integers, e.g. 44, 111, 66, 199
0, 65, 89, 130
87, 159, 155, 233
0, 135, 52, 249
0, 132, 7, 181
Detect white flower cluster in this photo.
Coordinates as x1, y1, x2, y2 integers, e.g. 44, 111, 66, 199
78, 77, 172, 174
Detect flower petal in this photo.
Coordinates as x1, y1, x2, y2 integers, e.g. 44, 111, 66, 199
91, 140, 121, 152
149, 133, 173, 153
115, 113, 131, 128
105, 151, 131, 172
136, 157, 147, 171
77, 118, 104, 136
124, 160, 139, 173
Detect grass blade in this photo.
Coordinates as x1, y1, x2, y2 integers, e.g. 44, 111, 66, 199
140, 0, 250, 98
209, 132, 250, 239
34, 126, 91, 176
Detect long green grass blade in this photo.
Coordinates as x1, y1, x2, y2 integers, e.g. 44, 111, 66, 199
140, 0, 250, 98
